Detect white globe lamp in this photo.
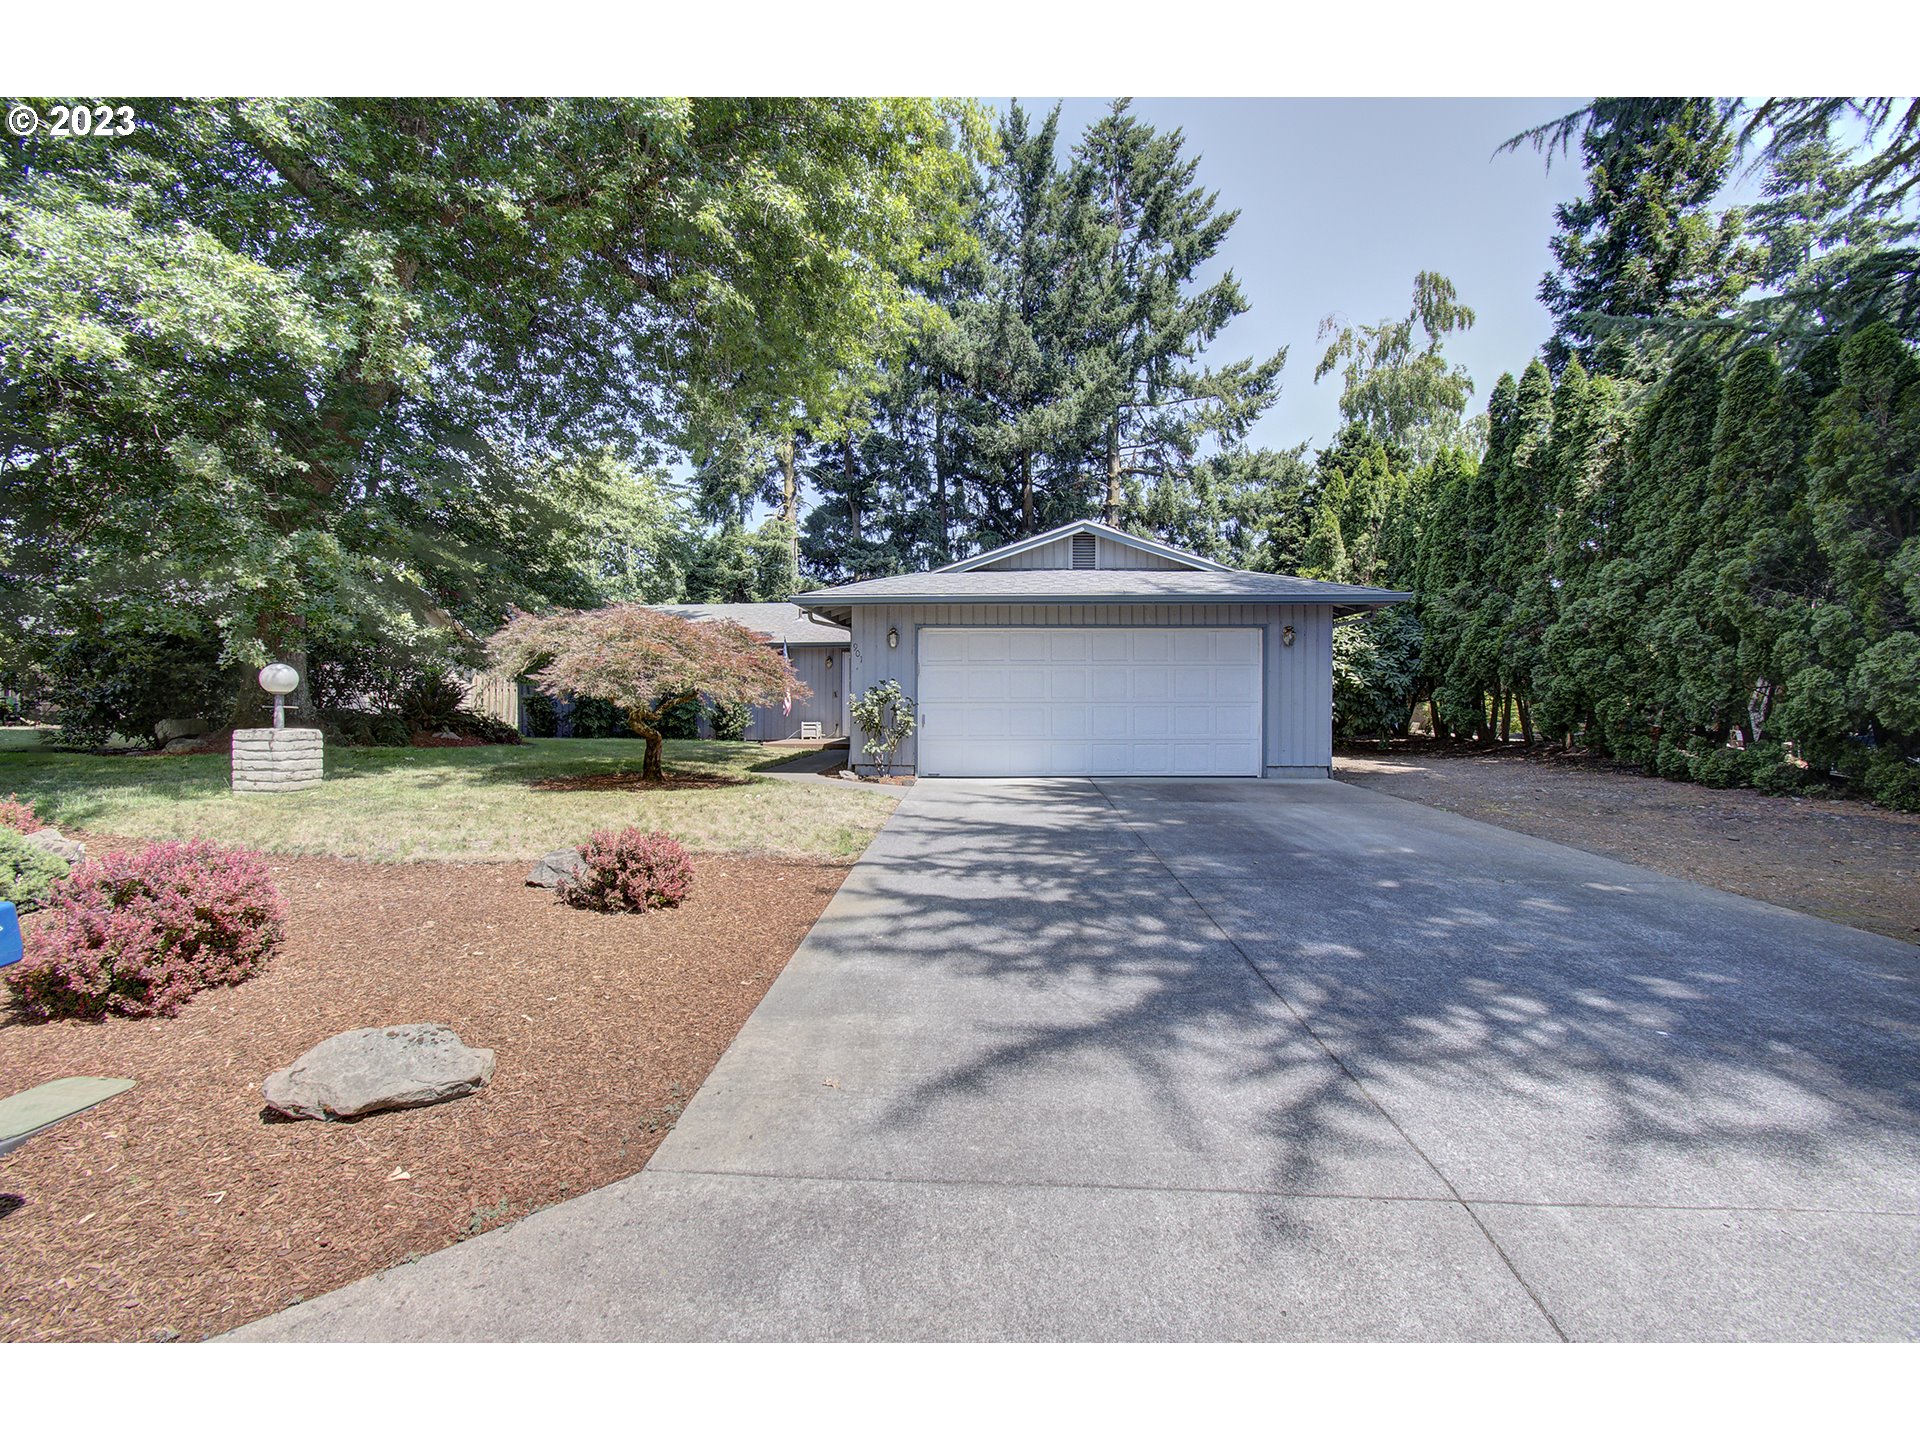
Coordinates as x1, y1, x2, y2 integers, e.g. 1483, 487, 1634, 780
258, 663, 300, 729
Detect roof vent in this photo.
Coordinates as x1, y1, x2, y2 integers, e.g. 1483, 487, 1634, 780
1070, 532, 1096, 569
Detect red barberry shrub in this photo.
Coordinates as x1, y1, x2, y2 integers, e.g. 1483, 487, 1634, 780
557, 827, 694, 913
6, 840, 288, 1021
0, 793, 42, 834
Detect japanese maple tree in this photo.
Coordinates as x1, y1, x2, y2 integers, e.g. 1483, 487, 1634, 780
488, 606, 804, 781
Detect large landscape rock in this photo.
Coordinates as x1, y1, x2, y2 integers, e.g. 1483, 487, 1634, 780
23, 828, 85, 866
263, 1024, 495, 1122
525, 847, 584, 888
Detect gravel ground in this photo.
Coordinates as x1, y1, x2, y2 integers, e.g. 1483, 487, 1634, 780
1335, 744, 1920, 943
0, 851, 849, 1342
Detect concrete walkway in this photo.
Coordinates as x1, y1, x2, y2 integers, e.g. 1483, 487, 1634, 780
232, 779, 1920, 1341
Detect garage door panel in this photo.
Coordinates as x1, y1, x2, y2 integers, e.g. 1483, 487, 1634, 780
1216, 703, 1259, 733
1006, 704, 1048, 735
1048, 708, 1087, 739
1215, 667, 1259, 701
1008, 631, 1051, 662
1172, 667, 1214, 700
1130, 742, 1172, 773
1173, 704, 1215, 736
1131, 669, 1170, 701
918, 626, 1263, 778
920, 668, 969, 701
919, 629, 968, 663
1130, 631, 1173, 663
1008, 667, 1048, 700
967, 631, 1011, 663
964, 708, 1008, 738
966, 669, 1009, 701
1214, 630, 1261, 664
1050, 670, 1088, 702
1047, 740, 1089, 771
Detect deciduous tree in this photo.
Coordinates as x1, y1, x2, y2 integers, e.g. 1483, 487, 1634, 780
487, 606, 802, 783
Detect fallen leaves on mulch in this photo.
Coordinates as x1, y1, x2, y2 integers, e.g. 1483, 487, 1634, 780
0, 852, 848, 1342
527, 770, 750, 792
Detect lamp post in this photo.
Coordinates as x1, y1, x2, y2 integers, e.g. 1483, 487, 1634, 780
232, 664, 322, 793
258, 663, 300, 728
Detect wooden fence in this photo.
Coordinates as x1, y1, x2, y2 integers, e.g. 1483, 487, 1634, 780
461, 673, 526, 733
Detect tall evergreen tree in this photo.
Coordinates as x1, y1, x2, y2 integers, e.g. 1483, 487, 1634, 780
1530, 362, 1628, 742
1747, 124, 1920, 345
940, 103, 1107, 543
1071, 101, 1285, 530
1487, 360, 1558, 739
1775, 322, 1920, 799
1537, 99, 1753, 375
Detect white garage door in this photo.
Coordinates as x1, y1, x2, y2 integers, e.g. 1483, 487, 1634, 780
916, 626, 1263, 777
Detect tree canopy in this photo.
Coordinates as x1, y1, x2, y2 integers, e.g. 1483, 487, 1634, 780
2, 97, 983, 706
487, 605, 802, 780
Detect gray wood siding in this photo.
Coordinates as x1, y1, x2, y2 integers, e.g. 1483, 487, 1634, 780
845, 604, 1335, 773
700, 646, 848, 741
976, 536, 1194, 570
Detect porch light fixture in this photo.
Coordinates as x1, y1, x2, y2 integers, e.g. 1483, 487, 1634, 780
825, 653, 834, 669
887, 627, 899, 649
257, 663, 300, 728
1281, 625, 1296, 647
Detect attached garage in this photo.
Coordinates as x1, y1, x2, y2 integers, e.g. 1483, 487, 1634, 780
916, 626, 1263, 777
793, 520, 1409, 780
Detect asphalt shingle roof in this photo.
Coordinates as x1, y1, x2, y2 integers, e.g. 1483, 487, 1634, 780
792, 568, 1410, 609
653, 603, 850, 645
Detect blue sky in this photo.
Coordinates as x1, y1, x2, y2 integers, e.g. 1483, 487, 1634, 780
1004, 97, 1780, 455
1014, 97, 1595, 454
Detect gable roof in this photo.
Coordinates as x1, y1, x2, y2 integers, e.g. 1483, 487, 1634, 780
934, 519, 1233, 574
652, 603, 849, 646
792, 568, 1411, 620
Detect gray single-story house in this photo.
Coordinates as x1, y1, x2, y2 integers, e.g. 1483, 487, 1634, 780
791, 519, 1409, 778
653, 603, 851, 742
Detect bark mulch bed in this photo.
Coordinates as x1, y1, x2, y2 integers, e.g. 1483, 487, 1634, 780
0, 851, 849, 1342
1335, 742, 1920, 942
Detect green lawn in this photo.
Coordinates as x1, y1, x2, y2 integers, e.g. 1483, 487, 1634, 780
0, 734, 895, 862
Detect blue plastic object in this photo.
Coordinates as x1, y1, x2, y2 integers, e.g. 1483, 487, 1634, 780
0, 900, 22, 968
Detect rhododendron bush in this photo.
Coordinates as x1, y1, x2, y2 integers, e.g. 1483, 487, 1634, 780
558, 827, 695, 913
7, 840, 288, 1020
489, 605, 803, 782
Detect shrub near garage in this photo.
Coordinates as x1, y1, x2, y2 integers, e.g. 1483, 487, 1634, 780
557, 828, 694, 913
7, 840, 287, 1020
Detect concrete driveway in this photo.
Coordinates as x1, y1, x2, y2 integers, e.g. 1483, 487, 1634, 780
233, 779, 1920, 1341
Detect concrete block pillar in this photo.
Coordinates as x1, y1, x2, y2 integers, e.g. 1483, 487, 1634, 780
231, 727, 324, 793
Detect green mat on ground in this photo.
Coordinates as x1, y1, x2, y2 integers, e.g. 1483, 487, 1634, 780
0, 1077, 135, 1152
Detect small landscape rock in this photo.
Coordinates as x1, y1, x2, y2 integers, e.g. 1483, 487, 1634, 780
263, 1024, 494, 1121
23, 828, 86, 866
837, 769, 860, 781
525, 847, 584, 888
162, 737, 202, 754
